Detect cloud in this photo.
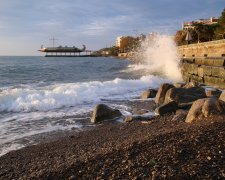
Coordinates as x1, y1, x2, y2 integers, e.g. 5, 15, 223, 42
0, 0, 223, 55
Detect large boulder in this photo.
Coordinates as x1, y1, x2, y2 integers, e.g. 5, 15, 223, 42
219, 91, 225, 102
91, 104, 122, 123
185, 98, 225, 123
164, 86, 206, 105
140, 89, 157, 99
155, 83, 174, 106
155, 101, 178, 116
172, 109, 188, 121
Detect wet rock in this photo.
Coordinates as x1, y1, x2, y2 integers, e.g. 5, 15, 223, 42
155, 83, 174, 106
91, 104, 122, 123
140, 89, 157, 99
124, 114, 154, 122
206, 89, 222, 98
155, 101, 178, 116
164, 87, 206, 105
132, 108, 149, 115
219, 91, 225, 102
186, 98, 225, 123
172, 109, 188, 121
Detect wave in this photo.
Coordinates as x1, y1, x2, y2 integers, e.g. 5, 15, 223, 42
134, 34, 183, 82
0, 75, 169, 113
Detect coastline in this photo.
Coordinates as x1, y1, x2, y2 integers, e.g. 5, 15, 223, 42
0, 98, 224, 179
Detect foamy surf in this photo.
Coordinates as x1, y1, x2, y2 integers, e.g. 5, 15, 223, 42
0, 75, 168, 113
0, 75, 170, 156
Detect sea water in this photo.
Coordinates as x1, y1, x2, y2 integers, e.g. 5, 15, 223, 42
0, 35, 182, 156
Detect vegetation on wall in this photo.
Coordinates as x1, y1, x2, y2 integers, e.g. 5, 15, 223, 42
175, 8, 225, 45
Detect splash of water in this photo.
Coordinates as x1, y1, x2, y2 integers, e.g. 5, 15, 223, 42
134, 34, 182, 82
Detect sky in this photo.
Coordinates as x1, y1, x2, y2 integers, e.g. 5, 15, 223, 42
0, 0, 224, 56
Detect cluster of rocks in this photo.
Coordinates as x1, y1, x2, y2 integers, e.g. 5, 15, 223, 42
154, 82, 225, 123
91, 82, 225, 124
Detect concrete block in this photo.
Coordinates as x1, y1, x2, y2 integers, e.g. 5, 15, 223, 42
190, 64, 198, 75
213, 58, 225, 66
203, 59, 214, 66
182, 58, 195, 63
195, 58, 204, 65
204, 76, 225, 89
197, 67, 204, 77
202, 65, 212, 76
190, 75, 204, 83
211, 67, 225, 78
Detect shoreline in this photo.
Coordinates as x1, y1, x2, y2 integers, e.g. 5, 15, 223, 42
0, 113, 224, 179
0, 54, 225, 178
0, 99, 156, 157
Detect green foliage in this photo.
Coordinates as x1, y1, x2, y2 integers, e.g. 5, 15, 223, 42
175, 8, 225, 45
215, 8, 225, 39
191, 23, 218, 43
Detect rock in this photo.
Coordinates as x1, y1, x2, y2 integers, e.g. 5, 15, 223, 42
155, 83, 174, 106
173, 83, 185, 88
132, 108, 149, 115
164, 86, 206, 105
140, 89, 157, 99
178, 102, 193, 110
202, 98, 224, 117
185, 98, 225, 123
219, 91, 225, 102
183, 81, 199, 88
206, 89, 222, 98
124, 114, 154, 122
172, 109, 188, 121
155, 101, 178, 116
185, 99, 206, 123
91, 104, 122, 123
69, 175, 76, 180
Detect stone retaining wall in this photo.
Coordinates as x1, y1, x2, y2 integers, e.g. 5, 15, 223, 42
178, 40, 225, 89
178, 39, 225, 57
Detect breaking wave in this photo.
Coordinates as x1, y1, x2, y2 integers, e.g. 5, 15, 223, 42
0, 75, 169, 113
134, 34, 183, 82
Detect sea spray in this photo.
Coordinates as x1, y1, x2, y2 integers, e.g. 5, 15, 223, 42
133, 34, 183, 82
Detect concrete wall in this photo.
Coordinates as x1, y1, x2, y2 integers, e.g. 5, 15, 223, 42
178, 39, 225, 57
178, 40, 225, 89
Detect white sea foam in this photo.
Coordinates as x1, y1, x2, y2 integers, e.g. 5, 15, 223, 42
0, 75, 171, 156
0, 75, 169, 113
134, 34, 183, 82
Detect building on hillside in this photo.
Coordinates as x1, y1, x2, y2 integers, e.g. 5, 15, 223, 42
116, 36, 138, 53
116, 36, 123, 47
182, 17, 218, 30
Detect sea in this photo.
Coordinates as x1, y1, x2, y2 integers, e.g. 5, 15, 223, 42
0, 35, 182, 156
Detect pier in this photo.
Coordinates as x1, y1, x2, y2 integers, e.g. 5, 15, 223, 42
38, 45, 94, 57
44, 50, 94, 57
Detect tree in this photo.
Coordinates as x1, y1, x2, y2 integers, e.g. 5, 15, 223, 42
191, 23, 218, 42
215, 8, 225, 39
174, 30, 186, 45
